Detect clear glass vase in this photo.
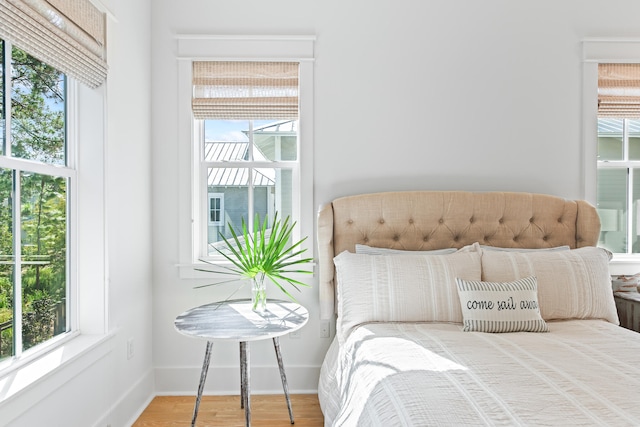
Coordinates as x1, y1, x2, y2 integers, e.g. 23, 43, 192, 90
251, 276, 267, 314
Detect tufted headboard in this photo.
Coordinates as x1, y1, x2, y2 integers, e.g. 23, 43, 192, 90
316, 191, 601, 320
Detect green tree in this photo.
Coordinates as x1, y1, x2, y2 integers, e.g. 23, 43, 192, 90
0, 42, 67, 357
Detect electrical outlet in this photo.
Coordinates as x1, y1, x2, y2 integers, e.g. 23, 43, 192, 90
320, 321, 330, 338
127, 338, 134, 360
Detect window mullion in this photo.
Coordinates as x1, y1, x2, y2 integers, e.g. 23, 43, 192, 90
200, 126, 208, 259
12, 170, 22, 357
623, 119, 630, 161
247, 121, 254, 230
627, 119, 635, 254
3, 41, 11, 158
628, 167, 634, 254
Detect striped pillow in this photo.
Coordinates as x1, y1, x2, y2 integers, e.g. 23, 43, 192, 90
333, 250, 481, 344
480, 246, 618, 323
456, 276, 549, 333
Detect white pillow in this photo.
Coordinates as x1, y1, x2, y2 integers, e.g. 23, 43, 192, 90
456, 276, 549, 333
481, 246, 618, 323
355, 244, 457, 255
333, 250, 481, 343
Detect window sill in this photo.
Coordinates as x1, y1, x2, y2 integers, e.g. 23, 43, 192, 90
610, 253, 640, 263
0, 332, 114, 414
609, 254, 640, 275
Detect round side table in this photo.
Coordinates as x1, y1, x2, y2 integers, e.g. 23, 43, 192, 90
174, 298, 309, 427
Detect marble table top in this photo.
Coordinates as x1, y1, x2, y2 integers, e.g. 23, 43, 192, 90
174, 298, 309, 342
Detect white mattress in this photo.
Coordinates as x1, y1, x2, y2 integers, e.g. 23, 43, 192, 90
318, 320, 640, 426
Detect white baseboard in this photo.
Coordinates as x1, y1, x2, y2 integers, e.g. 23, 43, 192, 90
92, 367, 156, 427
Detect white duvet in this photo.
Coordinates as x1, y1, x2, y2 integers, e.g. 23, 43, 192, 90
318, 320, 640, 426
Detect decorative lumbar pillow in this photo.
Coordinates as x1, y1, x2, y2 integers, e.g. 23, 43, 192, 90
455, 276, 549, 333
333, 250, 481, 343
355, 244, 457, 255
480, 246, 618, 324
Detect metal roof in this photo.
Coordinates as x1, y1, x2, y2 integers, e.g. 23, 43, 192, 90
204, 120, 295, 187
598, 118, 640, 135
204, 141, 275, 186
208, 167, 275, 186
251, 120, 297, 134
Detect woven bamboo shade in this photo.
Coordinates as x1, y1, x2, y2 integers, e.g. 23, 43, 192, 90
598, 63, 640, 118
192, 61, 299, 120
0, 0, 107, 88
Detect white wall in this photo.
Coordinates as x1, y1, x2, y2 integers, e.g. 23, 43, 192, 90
103, 0, 154, 424
151, 0, 640, 396
4, 0, 153, 426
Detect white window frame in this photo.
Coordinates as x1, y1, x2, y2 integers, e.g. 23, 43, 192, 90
176, 36, 315, 278
0, 39, 77, 368
583, 38, 640, 263
0, 39, 109, 406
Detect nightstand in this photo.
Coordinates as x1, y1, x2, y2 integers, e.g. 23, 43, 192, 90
614, 292, 640, 332
175, 298, 309, 427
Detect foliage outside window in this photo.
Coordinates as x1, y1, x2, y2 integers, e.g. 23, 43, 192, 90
0, 39, 71, 363
596, 118, 640, 254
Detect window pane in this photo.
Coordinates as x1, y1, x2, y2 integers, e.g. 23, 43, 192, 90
253, 121, 298, 161
0, 169, 13, 361
11, 46, 66, 166
597, 168, 627, 253
597, 118, 624, 161
206, 167, 294, 256
629, 119, 640, 160
20, 172, 67, 350
204, 119, 298, 161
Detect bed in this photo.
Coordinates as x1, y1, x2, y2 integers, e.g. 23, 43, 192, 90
316, 191, 640, 426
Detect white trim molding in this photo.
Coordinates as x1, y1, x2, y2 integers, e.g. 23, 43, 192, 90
175, 35, 316, 278
176, 34, 316, 62
582, 38, 640, 262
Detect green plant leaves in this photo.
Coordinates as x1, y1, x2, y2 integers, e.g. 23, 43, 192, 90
197, 212, 313, 302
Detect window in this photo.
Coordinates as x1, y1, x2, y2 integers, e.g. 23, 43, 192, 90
596, 118, 640, 253
595, 62, 640, 254
200, 117, 299, 257
208, 193, 224, 226
0, 39, 73, 362
194, 61, 301, 258
176, 36, 315, 270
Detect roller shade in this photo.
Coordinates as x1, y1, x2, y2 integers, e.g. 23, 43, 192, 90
598, 63, 640, 118
192, 61, 299, 120
0, 0, 107, 88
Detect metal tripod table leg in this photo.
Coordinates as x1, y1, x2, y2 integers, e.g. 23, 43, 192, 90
240, 341, 251, 426
191, 341, 213, 427
273, 337, 294, 424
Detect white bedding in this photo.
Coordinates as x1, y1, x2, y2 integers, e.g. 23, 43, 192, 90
319, 320, 640, 426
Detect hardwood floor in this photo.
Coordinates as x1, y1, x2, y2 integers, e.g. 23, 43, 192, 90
132, 394, 324, 427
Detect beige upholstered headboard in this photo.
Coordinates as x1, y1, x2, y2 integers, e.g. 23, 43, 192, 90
316, 191, 601, 320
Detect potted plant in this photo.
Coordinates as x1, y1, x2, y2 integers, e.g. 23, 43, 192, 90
197, 212, 313, 313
